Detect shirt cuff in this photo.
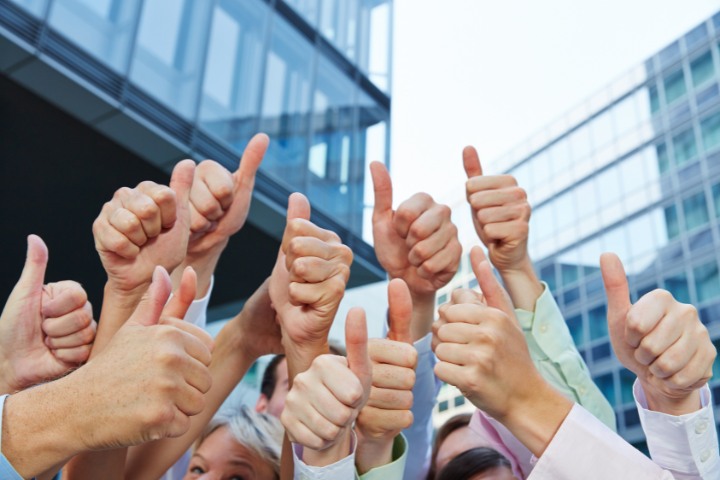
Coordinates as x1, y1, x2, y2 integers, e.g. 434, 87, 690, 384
0, 395, 24, 480
182, 275, 213, 328
358, 434, 408, 480
635, 380, 719, 476
292, 431, 357, 480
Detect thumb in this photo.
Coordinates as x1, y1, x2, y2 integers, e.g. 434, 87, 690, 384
470, 246, 515, 317
600, 252, 631, 341
164, 266, 197, 320
345, 307, 372, 391
235, 133, 268, 190
170, 159, 196, 224
462, 146, 483, 178
387, 278, 413, 344
287, 192, 311, 221
370, 161, 393, 217
129, 266, 172, 326
16, 234, 48, 293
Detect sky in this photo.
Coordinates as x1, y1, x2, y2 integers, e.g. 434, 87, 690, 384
388, 0, 720, 206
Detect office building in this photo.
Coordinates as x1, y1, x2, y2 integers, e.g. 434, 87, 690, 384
0, 0, 392, 323
437, 11, 720, 450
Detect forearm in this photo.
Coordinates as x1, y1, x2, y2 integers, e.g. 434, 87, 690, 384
125, 317, 255, 479
91, 283, 145, 356
408, 292, 435, 342
283, 341, 329, 382
172, 245, 224, 299
640, 381, 701, 416
355, 435, 393, 474
498, 257, 543, 312
303, 428, 353, 467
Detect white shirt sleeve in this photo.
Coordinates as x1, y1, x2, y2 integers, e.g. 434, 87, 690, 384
292, 432, 357, 480
635, 380, 719, 479
181, 276, 213, 329
529, 404, 675, 480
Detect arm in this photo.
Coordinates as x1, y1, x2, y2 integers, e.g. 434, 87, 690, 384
369, 162, 462, 479
601, 253, 719, 479
3, 268, 213, 479
0, 236, 95, 395
355, 279, 417, 474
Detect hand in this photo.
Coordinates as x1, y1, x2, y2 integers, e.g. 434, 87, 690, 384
68, 266, 213, 450
601, 253, 716, 415
186, 133, 268, 256
93, 160, 195, 295
370, 162, 461, 297
0, 235, 96, 393
433, 247, 543, 420
463, 146, 531, 274
281, 308, 371, 465
269, 193, 353, 350
355, 279, 417, 473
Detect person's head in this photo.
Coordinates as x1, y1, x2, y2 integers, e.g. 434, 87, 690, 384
436, 447, 515, 480
184, 407, 283, 480
427, 413, 488, 479
255, 355, 288, 418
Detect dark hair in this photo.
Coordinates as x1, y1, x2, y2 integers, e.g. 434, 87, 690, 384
436, 447, 512, 480
260, 354, 286, 400
426, 413, 473, 480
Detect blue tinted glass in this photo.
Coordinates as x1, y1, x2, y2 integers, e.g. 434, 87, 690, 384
49, 0, 142, 72
588, 304, 608, 340
8, 0, 48, 17
656, 143, 670, 173
713, 184, 720, 217
664, 204, 680, 239
664, 69, 687, 104
691, 51, 715, 87
664, 273, 691, 303
695, 262, 720, 303
540, 264, 557, 291
199, 0, 268, 146
696, 84, 719, 111
672, 129, 697, 166
619, 369, 636, 404
591, 342, 611, 362
685, 23, 708, 50
566, 314, 584, 346
701, 112, 720, 151
593, 372, 616, 404
683, 191, 709, 231
563, 287, 580, 306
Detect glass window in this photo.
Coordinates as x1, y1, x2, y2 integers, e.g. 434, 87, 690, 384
569, 125, 592, 161
683, 191, 709, 231
469, 277, 479, 289
694, 262, 720, 303
691, 51, 715, 87
199, 0, 268, 145
454, 395, 466, 407
438, 293, 448, 305
131, 0, 213, 118
49, 0, 142, 72
701, 112, 720, 151
593, 372, 616, 405
672, 129, 697, 166
553, 191, 576, 229
590, 111, 613, 149
612, 95, 638, 136
8, 0, 49, 17
589, 304, 608, 340
285, 0, 319, 26
713, 339, 720, 380
566, 314, 584, 346
320, 0, 359, 61
663, 69, 687, 104
656, 142, 670, 174
260, 14, 314, 189
359, 90, 389, 236
540, 264, 557, 292
596, 166, 622, 207
438, 400, 449, 412
664, 272, 691, 303
713, 183, 720, 217
619, 152, 646, 195
664, 204, 680, 240
648, 85, 660, 114
358, 0, 391, 91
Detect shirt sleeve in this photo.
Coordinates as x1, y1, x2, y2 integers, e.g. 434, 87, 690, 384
635, 381, 719, 479
401, 332, 441, 480
518, 282, 616, 431
181, 275, 213, 329
359, 434, 408, 480
529, 404, 675, 480
292, 432, 357, 480
0, 395, 25, 480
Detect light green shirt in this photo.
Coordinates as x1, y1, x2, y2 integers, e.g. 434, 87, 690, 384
517, 282, 616, 430
358, 434, 407, 480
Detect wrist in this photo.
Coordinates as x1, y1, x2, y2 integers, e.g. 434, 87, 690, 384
640, 380, 702, 416
498, 258, 542, 311
103, 281, 149, 309
407, 291, 436, 342
282, 338, 329, 381
302, 427, 353, 467
354, 432, 393, 474
177, 246, 224, 298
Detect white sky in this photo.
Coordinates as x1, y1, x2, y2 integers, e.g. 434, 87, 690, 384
389, 0, 720, 205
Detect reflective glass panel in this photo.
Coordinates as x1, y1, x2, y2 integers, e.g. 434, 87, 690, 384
320, 0, 359, 61
664, 69, 687, 104
701, 112, 720, 151
199, 0, 268, 146
695, 262, 720, 303
664, 272, 691, 303
593, 372, 616, 404
358, 0, 391, 91
672, 129, 697, 166
589, 304, 608, 340
691, 51, 715, 87
8, 0, 48, 17
285, 0, 319, 26
682, 191, 709, 231
49, 0, 142, 72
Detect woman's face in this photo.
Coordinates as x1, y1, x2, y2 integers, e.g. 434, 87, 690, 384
183, 426, 276, 480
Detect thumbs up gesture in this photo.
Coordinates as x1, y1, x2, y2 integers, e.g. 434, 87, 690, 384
0, 235, 96, 394
355, 279, 418, 473
601, 253, 716, 415
281, 308, 372, 465
69, 266, 213, 449
269, 193, 353, 372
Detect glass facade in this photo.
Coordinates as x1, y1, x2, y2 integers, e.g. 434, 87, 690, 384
499, 12, 720, 447
7, 0, 392, 236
